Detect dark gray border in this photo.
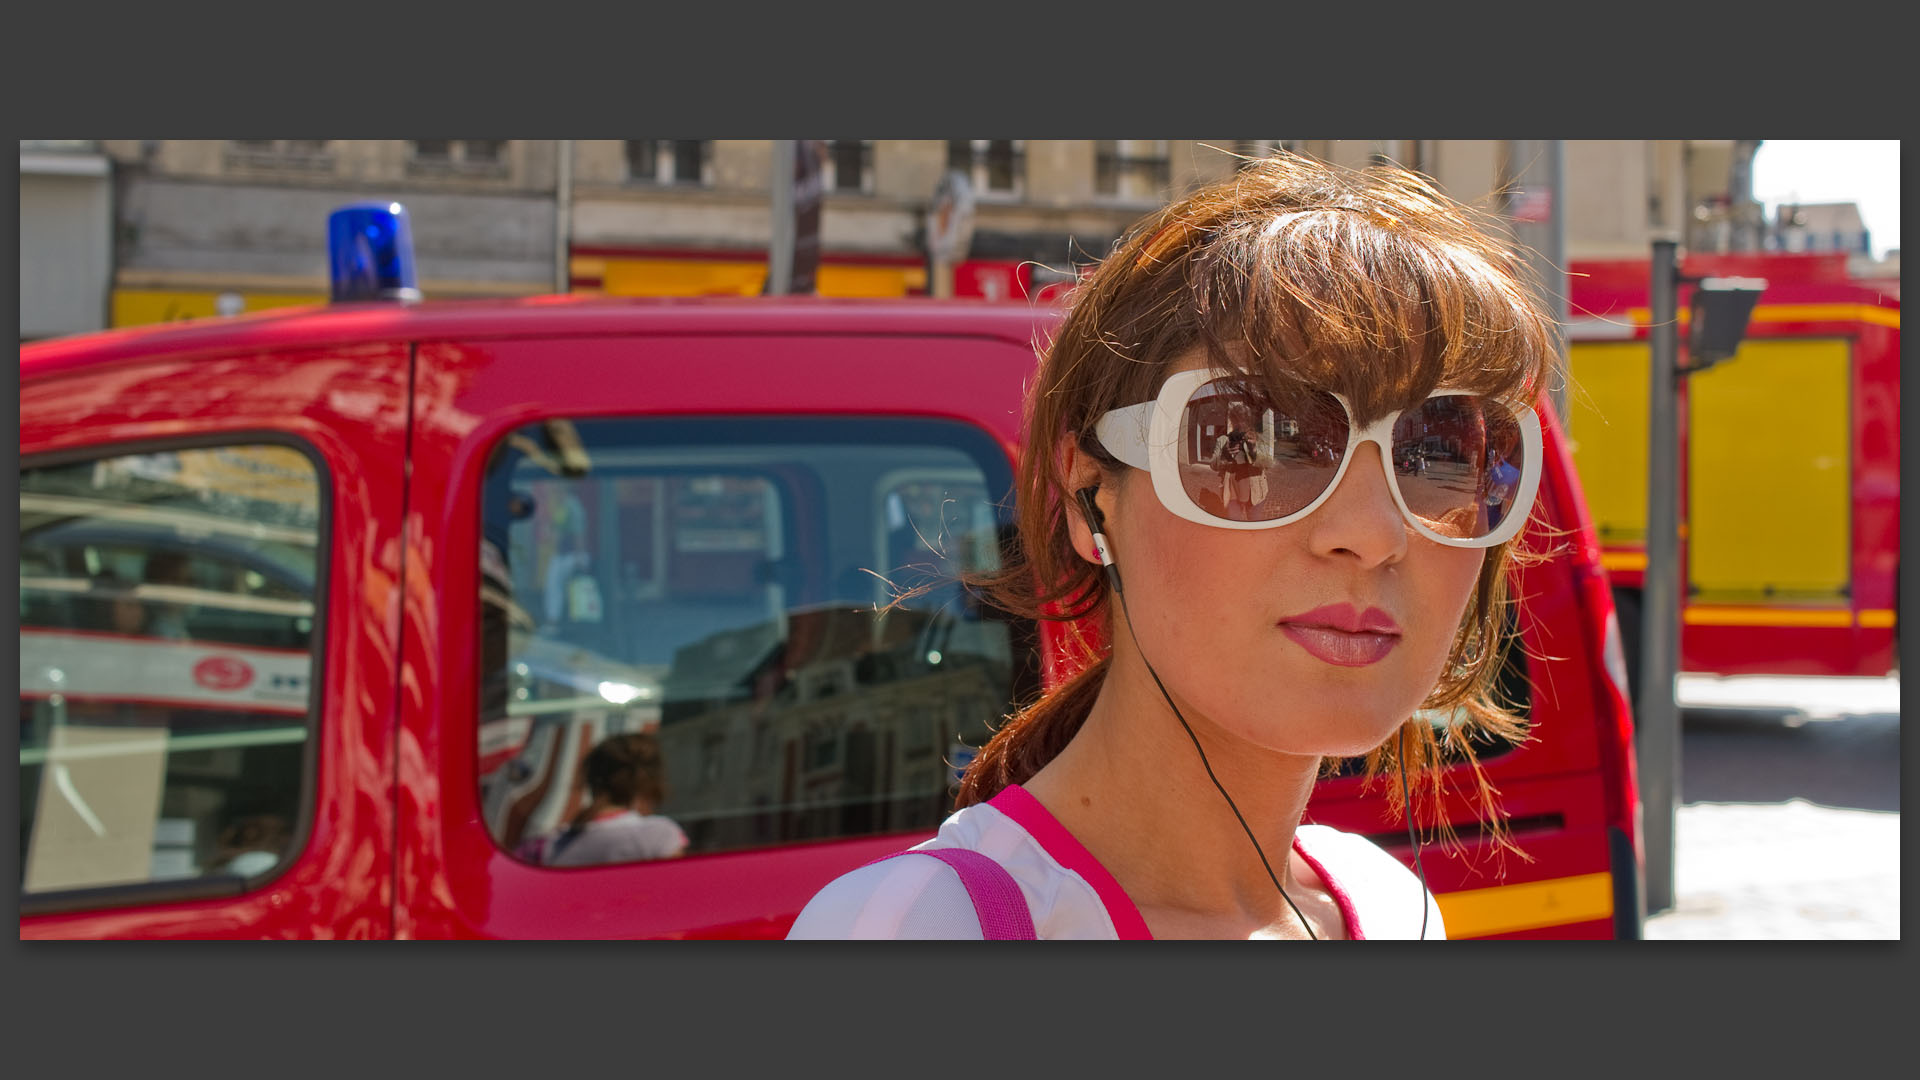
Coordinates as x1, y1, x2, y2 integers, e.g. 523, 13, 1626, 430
5, 9, 1907, 1074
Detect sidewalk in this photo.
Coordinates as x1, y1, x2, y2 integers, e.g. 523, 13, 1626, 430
1676, 671, 1900, 720
1644, 799, 1899, 939
1643, 673, 1900, 940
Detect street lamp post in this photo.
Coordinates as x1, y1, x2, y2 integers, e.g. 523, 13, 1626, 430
1640, 238, 1684, 916
1640, 239, 1766, 916
554, 140, 573, 295
766, 141, 796, 296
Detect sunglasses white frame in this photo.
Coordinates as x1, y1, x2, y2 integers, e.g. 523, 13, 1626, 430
1092, 368, 1544, 548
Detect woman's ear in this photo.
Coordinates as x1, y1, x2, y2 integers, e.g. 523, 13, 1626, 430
1059, 437, 1108, 568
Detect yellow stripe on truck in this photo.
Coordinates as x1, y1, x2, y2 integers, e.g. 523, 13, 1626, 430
1600, 551, 1648, 573
1750, 304, 1900, 329
1682, 606, 1855, 628
1435, 872, 1615, 939
1615, 304, 1899, 330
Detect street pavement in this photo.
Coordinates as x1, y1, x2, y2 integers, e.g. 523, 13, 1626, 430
1643, 674, 1900, 939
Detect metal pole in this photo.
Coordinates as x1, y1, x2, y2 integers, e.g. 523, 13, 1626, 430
1542, 141, 1569, 422
1640, 237, 1684, 915
554, 140, 573, 294
766, 140, 796, 295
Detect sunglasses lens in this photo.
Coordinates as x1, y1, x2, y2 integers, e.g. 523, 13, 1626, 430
1177, 380, 1348, 522
1390, 396, 1529, 540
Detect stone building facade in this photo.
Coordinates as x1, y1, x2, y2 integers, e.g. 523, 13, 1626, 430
17, 139, 1780, 337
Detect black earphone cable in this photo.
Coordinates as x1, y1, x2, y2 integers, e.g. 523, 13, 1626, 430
1079, 487, 1317, 941
1399, 724, 1432, 940
1080, 485, 1433, 940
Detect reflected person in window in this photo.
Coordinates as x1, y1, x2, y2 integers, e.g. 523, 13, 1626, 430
94, 559, 189, 641
535, 733, 688, 866
142, 551, 194, 640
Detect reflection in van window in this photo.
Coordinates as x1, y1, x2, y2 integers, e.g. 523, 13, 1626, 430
18, 445, 322, 901
477, 418, 1035, 865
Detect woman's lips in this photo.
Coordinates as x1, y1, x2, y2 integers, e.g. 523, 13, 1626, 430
1279, 624, 1400, 666
1278, 604, 1402, 666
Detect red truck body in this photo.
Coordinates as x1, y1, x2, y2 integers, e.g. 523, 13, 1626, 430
19, 297, 1640, 939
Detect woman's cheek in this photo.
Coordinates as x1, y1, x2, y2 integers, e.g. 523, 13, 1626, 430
1414, 547, 1487, 672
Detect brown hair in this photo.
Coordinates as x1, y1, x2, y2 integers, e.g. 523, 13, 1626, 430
957, 151, 1558, 849
572, 732, 669, 825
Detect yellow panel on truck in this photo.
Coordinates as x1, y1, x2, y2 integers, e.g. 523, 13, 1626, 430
1566, 342, 1652, 551
1686, 338, 1852, 601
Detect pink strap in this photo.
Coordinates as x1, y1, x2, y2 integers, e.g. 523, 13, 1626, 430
987, 785, 1154, 939
864, 848, 1037, 940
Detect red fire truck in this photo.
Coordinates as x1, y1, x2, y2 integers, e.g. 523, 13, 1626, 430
19, 208, 1641, 938
1562, 252, 1900, 682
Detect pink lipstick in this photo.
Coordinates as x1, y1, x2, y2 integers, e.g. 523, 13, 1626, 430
1277, 603, 1402, 667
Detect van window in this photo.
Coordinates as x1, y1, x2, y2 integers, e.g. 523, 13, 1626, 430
477, 417, 1035, 866
19, 444, 324, 906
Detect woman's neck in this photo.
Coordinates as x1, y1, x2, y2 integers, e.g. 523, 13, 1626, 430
1022, 651, 1328, 938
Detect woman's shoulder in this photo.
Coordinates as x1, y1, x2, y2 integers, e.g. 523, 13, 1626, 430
785, 796, 1123, 940
785, 802, 1011, 940
1295, 823, 1447, 940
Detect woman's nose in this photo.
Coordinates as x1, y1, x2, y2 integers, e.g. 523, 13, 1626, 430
1305, 441, 1408, 567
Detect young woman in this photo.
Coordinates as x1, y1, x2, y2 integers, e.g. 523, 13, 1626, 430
788, 152, 1554, 940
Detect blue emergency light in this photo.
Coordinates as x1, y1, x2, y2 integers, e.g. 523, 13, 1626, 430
328, 202, 422, 303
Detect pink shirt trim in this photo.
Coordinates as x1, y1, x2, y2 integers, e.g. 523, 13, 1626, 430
986, 784, 1363, 941
987, 785, 1155, 940
1289, 832, 1364, 941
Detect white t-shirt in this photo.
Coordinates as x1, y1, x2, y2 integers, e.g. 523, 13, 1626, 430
539, 811, 688, 867
787, 784, 1444, 940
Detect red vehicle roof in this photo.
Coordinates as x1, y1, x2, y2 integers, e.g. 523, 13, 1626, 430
21, 296, 1060, 380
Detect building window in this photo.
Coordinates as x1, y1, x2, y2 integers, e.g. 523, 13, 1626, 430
625, 140, 656, 181
625, 140, 711, 186
21, 139, 99, 152
408, 140, 512, 177
464, 140, 505, 165
1231, 140, 1275, 169
1094, 140, 1171, 201
822, 140, 873, 194
1233, 140, 1304, 166
225, 140, 334, 171
947, 140, 1023, 198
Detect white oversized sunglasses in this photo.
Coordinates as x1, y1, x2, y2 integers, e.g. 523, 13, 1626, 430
1092, 368, 1544, 548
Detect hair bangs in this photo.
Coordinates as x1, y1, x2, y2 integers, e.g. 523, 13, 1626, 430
1186, 205, 1553, 424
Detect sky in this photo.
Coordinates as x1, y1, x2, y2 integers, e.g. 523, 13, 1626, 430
1749, 140, 1900, 258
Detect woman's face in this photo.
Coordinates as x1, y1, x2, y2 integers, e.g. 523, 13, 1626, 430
1086, 352, 1487, 758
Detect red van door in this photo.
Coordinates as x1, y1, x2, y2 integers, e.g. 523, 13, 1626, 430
392, 318, 1046, 938
19, 337, 408, 939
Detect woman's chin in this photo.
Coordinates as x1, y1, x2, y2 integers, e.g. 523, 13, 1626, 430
1218, 696, 1427, 759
